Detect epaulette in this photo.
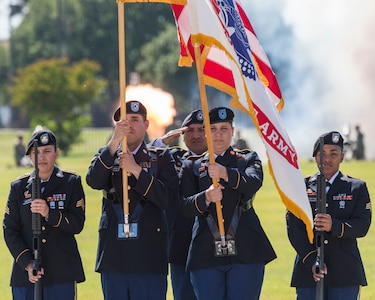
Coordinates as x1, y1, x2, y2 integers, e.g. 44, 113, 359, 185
233, 148, 252, 154
340, 174, 362, 182
168, 147, 188, 161
62, 169, 78, 175
147, 146, 170, 160
306, 174, 317, 182
15, 173, 31, 181
230, 149, 252, 163
147, 146, 165, 153
168, 146, 186, 154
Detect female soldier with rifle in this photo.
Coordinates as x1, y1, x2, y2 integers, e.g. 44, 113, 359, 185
3, 129, 86, 300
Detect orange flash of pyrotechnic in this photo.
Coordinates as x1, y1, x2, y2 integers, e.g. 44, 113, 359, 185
126, 84, 176, 140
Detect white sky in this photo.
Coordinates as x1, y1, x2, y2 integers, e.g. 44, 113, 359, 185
0, 0, 10, 41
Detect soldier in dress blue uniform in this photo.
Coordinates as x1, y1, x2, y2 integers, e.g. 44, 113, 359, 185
3, 129, 86, 300
286, 131, 372, 300
179, 107, 276, 300
86, 100, 179, 300
154, 109, 207, 300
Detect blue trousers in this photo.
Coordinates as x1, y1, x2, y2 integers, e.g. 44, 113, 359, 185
101, 271, 167, 300
170, 264, 197, 300
296, 286, 360, 300
12, 282, 76, 300
190, 263, 265, 300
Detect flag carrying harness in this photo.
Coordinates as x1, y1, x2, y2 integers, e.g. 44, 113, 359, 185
193, 150, 255, 257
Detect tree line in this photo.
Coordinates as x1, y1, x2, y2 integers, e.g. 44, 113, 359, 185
0, 0, 199, 154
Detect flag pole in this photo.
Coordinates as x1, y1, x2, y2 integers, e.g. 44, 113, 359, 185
193, 45, 226, 247
117, 0, 130, 236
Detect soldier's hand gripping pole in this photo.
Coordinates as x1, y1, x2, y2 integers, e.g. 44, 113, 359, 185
315, 136, 326, 300
192, 44, 228, 255
31, 139, 43, 300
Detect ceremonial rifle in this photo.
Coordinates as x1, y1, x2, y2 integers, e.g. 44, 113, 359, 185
31, 139, 42, 300
315, 136, 326, 300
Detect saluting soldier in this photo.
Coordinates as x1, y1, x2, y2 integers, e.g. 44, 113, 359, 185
3, 129, 86, 300
179, 107, 276, 300
154, 109, 207, 300
86, 100, 179, 300
286, 131, 372, 300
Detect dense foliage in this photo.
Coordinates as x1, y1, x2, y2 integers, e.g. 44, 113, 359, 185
9, 57, 107, 155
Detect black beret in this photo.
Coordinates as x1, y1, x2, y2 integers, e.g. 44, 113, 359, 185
113, 100, 147, 121
181, 109, 204, 127
26, 129, 57, 155
209, 107, 234, 124
312, 131, 344, 157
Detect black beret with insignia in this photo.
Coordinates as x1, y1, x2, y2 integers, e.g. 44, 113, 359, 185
181, 109, 204, 127
312, 131, 344, 157
113, 100, 147, 121
26, 129, 57, 155
209, 107, 234, 124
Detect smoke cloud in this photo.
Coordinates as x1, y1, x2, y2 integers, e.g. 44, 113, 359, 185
242, 0, 375, 159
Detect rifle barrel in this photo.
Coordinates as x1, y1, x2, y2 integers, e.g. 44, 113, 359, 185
315, 136, 326, 300
31, 139, 43, 300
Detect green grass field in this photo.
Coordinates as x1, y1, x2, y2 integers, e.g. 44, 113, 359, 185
0, 128, 374, 299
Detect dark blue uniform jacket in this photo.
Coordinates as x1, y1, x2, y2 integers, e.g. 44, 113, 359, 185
86, 142, 178, 275
3, 166, 85, 287
180, 147, 276, 271
167, 148, 196, 266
